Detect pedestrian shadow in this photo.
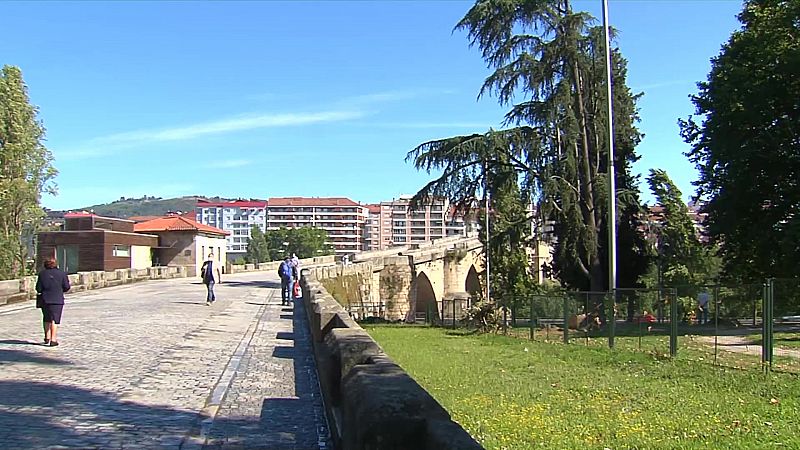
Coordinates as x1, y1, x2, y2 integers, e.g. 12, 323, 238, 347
279, 314, 293, 320
0, 349, 73, 366
0, 339, 41, 346
171, 301, 206, 306
222, 280, 281, 289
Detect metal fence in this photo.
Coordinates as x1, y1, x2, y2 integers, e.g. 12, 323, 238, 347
441, 297, 472, 328
469, 279, 800, 373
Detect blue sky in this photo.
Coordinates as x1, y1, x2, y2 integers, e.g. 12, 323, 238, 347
3, 1, 743, 211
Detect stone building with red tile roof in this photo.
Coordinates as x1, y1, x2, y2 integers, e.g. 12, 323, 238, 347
134, 215, 229, 276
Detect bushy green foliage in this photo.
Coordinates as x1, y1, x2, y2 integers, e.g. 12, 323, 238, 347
244, 225, 269, 263
247, 227, 334, 261
0, 66, 57, 279
66, 195, 203, 218
680, 0, 800, 282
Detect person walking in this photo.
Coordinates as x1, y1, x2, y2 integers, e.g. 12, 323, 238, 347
35, 257, 71, 347
278, 257, 293, 305
697, 291, 710, 325
289, 253, 301, 299
200, 253, 222, 306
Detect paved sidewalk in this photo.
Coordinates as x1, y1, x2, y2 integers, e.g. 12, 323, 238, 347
0, 271, 329, 450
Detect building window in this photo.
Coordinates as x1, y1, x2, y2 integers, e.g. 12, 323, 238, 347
113, 245, 130, 257
184, 249, 191, 256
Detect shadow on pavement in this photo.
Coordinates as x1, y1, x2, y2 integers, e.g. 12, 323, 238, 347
0, 349, 73, 366
275, 332, 294, 341
206, 295, 330, 449
0, 380, 199, 448
222, 280, 281, 289
271, 346, 295, 359
0, 299, 329, 449
0, 339, 42, 346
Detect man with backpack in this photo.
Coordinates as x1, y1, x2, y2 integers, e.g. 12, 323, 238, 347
200, 253, 222, 306
278, 257, 293, 305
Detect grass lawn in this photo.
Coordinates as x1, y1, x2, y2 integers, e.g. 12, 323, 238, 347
366, 325, 800, 450
501, 324, 800, 374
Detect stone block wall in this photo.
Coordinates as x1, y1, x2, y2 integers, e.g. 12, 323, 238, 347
0, 266, 188, 306
300, 272, 483, 450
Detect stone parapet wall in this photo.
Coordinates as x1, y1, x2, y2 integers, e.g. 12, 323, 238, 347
227, 255, 336, 274
300, 271, 483, 450
0, 266, 189, 307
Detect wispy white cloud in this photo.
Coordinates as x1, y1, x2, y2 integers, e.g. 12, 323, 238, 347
633, 80, 696, 91
367, 121, 499, 130
337, 88, 457, 108
58, 109, 365, 160
201, 159, 253, 169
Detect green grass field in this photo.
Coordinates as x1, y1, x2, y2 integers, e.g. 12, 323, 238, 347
366, 325, 800, 450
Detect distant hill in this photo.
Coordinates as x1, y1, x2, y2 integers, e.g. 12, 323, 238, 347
55, 195, 225, 219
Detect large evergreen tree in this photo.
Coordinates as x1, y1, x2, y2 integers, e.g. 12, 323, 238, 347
680, 0, 800, 281
0, 65, 57, 279
646, 169, 717, 287
408, 0, 648, 293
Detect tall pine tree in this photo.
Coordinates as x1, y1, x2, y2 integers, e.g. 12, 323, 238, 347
408, 0, 648, 294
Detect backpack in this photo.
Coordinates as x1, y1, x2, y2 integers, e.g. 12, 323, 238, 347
279, 261, 292, 279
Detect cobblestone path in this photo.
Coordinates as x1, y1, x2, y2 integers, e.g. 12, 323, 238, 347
0, 271, 329, 450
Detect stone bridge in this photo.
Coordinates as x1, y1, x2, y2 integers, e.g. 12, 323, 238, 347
306, 234, 484, 322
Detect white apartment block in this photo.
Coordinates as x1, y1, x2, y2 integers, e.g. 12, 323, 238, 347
266, 197, 368, 257
195, 199, 267, 259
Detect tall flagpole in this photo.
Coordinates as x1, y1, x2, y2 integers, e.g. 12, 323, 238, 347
603, 0, 618, 344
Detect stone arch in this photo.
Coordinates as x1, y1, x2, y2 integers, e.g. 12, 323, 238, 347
465, 265, 481, 300
414, 271, 439, 322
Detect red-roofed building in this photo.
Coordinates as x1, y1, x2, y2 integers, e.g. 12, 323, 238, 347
266, 197, 368, 256
134, 216, 229, 275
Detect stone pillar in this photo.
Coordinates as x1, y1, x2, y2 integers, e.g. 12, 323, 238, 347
443, 249, 472, 306
379, 256, 413, 321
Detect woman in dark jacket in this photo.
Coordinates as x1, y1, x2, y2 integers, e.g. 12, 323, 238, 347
35, 258, 71, 346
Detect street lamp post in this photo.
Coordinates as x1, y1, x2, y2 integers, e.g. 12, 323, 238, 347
484, 159, 491, 303
602, 0, 618, 348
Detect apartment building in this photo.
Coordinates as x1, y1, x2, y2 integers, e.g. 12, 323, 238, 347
363, 204, 382, 251
266, 197, 368, 256
372, 196, 476, 249
195, 199, 267, 259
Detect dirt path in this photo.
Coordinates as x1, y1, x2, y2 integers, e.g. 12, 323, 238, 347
697, 335, 800, 359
